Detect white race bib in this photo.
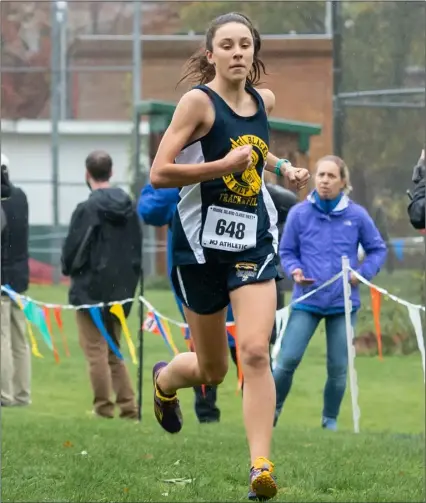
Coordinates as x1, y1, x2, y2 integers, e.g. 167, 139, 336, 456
202, 205, 257, 252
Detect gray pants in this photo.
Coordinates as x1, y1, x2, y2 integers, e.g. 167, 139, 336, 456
1, 296, 31, 405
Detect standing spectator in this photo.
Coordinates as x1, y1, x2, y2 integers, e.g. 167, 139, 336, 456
408, 149, 425, 230
1, 153, 12, 200
61, 151, 142, 419
265, 183, 299, 341
0, 153, 31, 407
273, 155, 387, 431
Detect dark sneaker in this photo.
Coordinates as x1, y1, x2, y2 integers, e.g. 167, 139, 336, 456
153, 361, 183, 434
248, 457, 277, 500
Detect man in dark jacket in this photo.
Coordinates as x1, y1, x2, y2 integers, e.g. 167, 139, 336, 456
407, 149, 425, 230
0, 153, 31, 407
61, 151, 142, 419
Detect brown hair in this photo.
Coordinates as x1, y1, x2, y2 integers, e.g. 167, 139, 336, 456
85, 150, 112, 182
316, 155, 353, 194
178, 12, 266, 87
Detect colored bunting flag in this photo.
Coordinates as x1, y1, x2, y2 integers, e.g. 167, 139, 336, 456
152, 312, 176, 356
42, 306, 60, 363
3, 285, 43, 358
53, 306, 70, 357
143, 311, 161, 335
22, 300, 53, 351
406, 305, 425, 382
110, 304, 138, 365
89, 307, 123, 360
370, 287, 383, 359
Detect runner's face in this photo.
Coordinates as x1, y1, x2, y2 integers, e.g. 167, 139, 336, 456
207, 22, 254, 83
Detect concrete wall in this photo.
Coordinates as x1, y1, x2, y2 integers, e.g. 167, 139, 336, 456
1, 120, 148, 226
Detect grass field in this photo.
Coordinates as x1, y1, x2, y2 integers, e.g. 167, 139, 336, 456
2, 281, 425, 502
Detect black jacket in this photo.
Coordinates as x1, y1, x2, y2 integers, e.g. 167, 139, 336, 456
408, 180, 425, 230
61, 187, 142, 313
1, 185, 29, 293
407, 157, 425, 230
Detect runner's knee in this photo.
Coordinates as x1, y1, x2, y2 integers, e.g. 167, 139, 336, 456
240, 341, 270, 371
199, 359, 228, 386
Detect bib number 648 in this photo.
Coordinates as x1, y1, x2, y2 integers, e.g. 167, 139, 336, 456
202, 205, 257, 252
215, 219, 245, 240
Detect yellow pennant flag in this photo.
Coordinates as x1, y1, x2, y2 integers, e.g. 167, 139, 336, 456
161, 319, 180, 356
109, 304, 138, 365
15, 297, 43, 358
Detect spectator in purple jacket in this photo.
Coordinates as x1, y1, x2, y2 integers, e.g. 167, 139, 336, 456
273, 155, 387, 431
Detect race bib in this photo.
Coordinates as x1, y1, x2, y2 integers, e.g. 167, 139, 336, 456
202, 205, 257, 252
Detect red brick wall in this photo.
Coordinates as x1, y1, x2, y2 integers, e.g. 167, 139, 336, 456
71, 37, 333, 165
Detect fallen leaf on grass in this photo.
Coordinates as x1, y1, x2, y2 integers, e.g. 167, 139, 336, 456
63, 441, 73, 448
144, 454, 154, 460
124, 488, 129, 493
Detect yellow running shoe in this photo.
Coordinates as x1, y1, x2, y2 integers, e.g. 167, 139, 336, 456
248, 457, 277, 501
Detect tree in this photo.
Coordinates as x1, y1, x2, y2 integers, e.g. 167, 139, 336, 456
179, 1, 326, 35
340, 1, 425, 234
1, 2, 51, 119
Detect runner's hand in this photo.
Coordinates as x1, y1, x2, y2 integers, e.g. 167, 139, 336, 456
222, 145, 252, 173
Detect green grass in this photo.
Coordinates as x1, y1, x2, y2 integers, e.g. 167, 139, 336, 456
2, 282, 425, 502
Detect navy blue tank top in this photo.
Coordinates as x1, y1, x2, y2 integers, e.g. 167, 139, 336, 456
171, 84, 278, 266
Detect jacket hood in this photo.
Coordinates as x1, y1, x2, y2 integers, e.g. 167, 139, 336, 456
307, 191, 350, 214
89, 187, 135, 223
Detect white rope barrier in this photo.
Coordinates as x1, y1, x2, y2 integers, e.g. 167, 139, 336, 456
1, 257, 424, 432
2, 260, 425, 383
342, 256, 361, 433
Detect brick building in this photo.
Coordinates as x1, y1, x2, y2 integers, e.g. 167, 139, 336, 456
72, 36, 333, 167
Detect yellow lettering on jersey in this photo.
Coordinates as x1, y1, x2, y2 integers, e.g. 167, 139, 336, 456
222, 135, 268, 201
219, 193, 257, 207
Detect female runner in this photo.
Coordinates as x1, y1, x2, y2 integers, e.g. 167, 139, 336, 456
150, 12, 309, 500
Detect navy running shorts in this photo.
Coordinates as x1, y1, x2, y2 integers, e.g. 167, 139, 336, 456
171, 253, 278, 315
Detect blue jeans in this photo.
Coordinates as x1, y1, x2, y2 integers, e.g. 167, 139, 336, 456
273, 309, 356, 424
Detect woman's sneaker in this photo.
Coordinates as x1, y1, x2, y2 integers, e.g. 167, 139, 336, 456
152, 361, 183, 434
248, 457, 277, 500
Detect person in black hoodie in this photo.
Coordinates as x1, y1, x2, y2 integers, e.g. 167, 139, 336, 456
264, 183, 299, 344
1, 153, 31, 407
407, 149, 425, 230
61, 151, 142, 419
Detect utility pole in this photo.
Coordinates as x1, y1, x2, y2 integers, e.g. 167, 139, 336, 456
50, 2, 61, 284
332, 0, 344, 157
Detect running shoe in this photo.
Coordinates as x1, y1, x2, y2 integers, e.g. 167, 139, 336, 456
248, 457, 277, 500
152, 361, 183, 434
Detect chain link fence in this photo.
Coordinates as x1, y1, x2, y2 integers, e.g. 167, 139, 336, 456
1, 2, 425, 349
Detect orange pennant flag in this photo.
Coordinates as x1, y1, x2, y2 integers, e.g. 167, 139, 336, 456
180, 326, 192, 351
227, 324, 243, 393
53, 306, 70, 357
42, 306, 60, 364
370, 287, 383, 360
143, 311, 161, 335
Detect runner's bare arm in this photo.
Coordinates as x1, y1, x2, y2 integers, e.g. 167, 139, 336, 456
150, 90, 250, 188
257, 88, 310, 188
